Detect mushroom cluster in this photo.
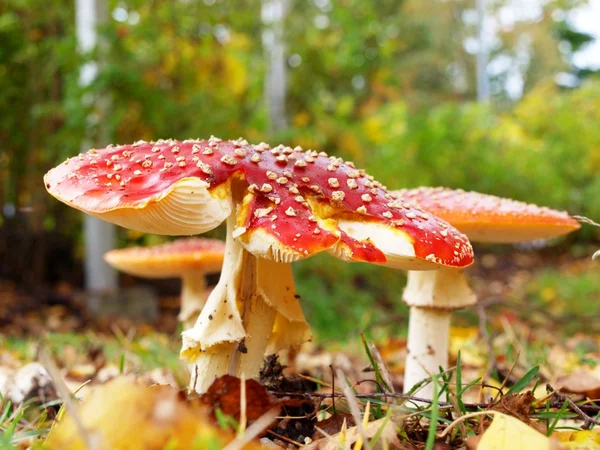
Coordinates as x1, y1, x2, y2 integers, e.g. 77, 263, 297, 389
394, 187, 581, 397
45, 138, 474, 392
104, 237, 225, 329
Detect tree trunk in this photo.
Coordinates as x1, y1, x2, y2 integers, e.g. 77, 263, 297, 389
76, 0, 117, 295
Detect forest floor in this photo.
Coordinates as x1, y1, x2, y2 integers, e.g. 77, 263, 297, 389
1, 248, 599, 449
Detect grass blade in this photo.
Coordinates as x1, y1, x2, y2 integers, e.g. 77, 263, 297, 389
425, 376, 439, 450
547, 400, 570, 435
360, 333, 391, 392
507, 366, 539, 395
455, 352, 466, 414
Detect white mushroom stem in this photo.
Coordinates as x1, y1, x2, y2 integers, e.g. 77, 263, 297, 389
181, 215, 309, 393
178, 273, 208, 330
402, 268, 476, 399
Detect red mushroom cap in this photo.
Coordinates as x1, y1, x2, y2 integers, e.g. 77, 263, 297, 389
104, 238, 225, 278
394, 187, 581, 243
45, 138, 474, 269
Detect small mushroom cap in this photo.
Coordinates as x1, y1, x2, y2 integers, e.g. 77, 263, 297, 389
394, 187, 581, 243
45, 138, 474, 270
104, 238, 225, 279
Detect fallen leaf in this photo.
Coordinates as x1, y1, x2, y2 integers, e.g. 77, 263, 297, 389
306, 416, 400, 450
557, 369, 600, 399
475, 413, 550, 450
450, 327, 486, 367
45, 376, 266, 450
201, 374, 276, 424
492, 391, 545, 433
551, 429, 600, 449
313, 413, 355, 439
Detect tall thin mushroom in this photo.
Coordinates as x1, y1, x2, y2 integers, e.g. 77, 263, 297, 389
394, 187, 581, 397
45, 138, 474, 393
104, 237, 225, 329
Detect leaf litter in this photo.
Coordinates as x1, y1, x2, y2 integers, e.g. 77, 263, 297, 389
1, 251, 600, 448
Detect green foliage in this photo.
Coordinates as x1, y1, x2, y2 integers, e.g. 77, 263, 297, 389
294, 253, 408, 340
523, 264, 600, 335
2, 0, 599, 338
363, 80, 600, 231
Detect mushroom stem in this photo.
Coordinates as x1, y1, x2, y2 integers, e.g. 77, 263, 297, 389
404, 307, 450, 398
402, 268, 476, 398
227, 250, 277, 379
179, 273, 208, 330
182, 214, 309, 393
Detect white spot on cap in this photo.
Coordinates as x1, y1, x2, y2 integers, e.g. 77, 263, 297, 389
221, 155, 237, 166
332, 191, 345, 202
254, 207, 273, 218
328, 178, 340, 188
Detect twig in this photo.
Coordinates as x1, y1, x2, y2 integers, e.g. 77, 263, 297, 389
438, 411, 499, 439
573, 215, 600, 227
269, 390, 600, 416
223, 408, 280, 450
39, 348, 104, 450
546, 384, 600, 430
477, 301, 497, 401
238, 373, 247, 436
446, 388, 467, 439
336, 369, 372, 450
492, 348, 520, 403
368, 342, 395, 394
266, 429, 303, 447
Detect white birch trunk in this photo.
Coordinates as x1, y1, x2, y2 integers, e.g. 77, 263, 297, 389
262, 0, 288, 134
76, 0, 117, 296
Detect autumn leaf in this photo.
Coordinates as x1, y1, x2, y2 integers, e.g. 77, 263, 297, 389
472, 413, 550, 450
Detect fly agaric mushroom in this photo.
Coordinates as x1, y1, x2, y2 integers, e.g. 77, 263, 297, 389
393, 187, 581, 397
44, 138, 474, 393
104, 237, 225, 329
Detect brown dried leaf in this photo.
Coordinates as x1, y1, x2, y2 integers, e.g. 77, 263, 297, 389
557, 369, 600, 399
313, 413, 355, 439
201, 374, 276, 424
492, 391, 546, 434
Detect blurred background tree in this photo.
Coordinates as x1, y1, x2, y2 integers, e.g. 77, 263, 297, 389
1, 0, 598, 338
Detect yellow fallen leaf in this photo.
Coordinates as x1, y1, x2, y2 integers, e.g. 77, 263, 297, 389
552, 429, 600, 449
306, 417, 400, 450
45, 377, 266, 450
450, 327, 486, 367
477, 413, 550, 450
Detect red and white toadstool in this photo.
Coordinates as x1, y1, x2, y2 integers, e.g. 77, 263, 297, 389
104, 237, 225, 329
45, 138, 474, 393
394, 187, 581, 397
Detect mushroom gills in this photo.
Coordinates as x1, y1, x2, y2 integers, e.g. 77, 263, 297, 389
92, 178, 232, 235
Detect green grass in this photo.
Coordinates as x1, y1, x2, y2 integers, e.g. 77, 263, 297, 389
294, 253, 408, 341
1, 331, 184, 382
522, 267, 600, 335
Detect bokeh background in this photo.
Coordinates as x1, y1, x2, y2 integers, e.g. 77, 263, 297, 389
1, 0, 599, 342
